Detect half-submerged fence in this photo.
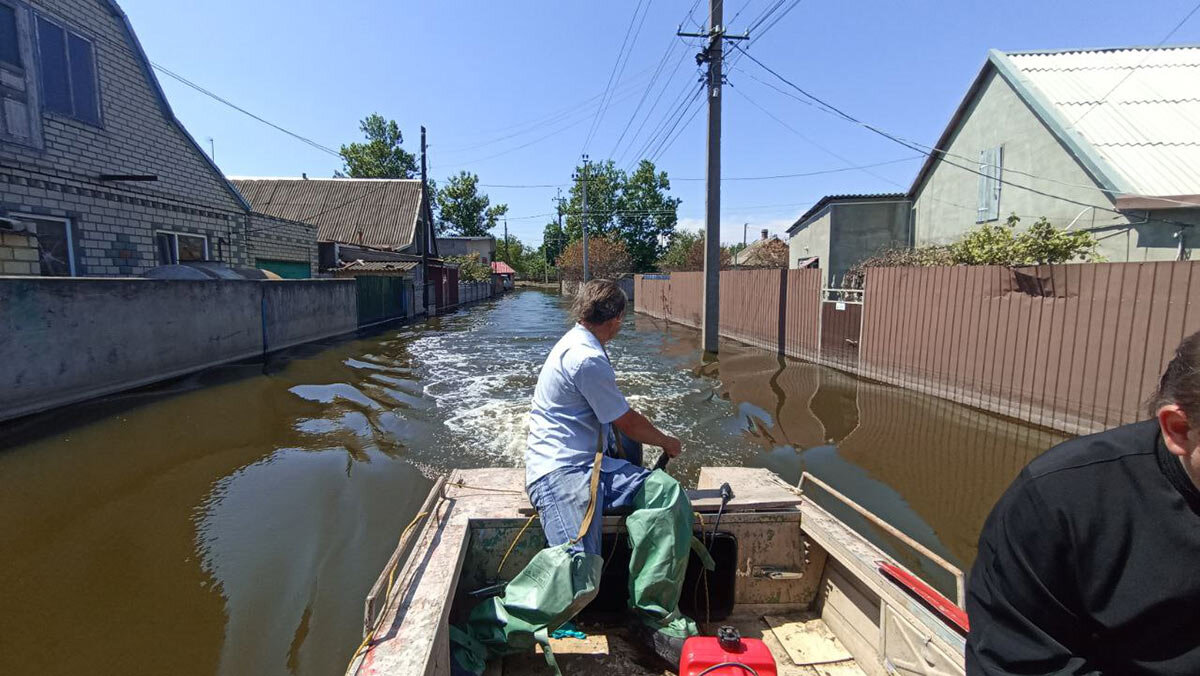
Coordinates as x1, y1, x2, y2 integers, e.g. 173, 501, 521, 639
635, 262, 1200, 435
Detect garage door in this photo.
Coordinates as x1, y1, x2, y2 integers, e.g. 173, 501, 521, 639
255, 259, 311, 279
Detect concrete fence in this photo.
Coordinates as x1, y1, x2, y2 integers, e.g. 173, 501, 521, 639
0, 277, 356, 422
457, 281, 493, 305
636, 261, 1200, 435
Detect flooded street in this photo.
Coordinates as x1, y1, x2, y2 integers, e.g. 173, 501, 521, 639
0, 289, 1063, 676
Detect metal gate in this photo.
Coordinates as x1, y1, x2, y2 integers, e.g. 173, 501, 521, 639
819, 287, 863, 368
356, 276, 409, 326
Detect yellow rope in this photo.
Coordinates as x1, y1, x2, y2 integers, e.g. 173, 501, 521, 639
347, 509, 431, 674
445, 479, 525, 495
497, 513, 539, 576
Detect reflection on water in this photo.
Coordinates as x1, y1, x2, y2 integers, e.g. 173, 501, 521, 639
0, 290, 1063, 675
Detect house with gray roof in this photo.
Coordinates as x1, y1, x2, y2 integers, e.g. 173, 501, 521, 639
230, 176, 447, 314
910, 45, 1200, 261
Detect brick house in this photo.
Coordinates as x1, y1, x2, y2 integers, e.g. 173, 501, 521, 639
0, 0, 315, 277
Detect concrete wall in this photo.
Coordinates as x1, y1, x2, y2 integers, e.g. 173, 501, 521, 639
0, 277, 356, 421
437, 237, 495, 264
788, 210, 831, 273
829, 200, 911, 286
911, 69, 1191, 262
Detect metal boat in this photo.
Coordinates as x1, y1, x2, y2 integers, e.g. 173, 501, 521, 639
346, 467, 967, 675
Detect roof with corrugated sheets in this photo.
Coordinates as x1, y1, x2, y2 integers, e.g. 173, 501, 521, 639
230, 177, 425, 250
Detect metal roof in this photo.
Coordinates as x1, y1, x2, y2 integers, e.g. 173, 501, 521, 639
490, 261, 516, 275
789, 193, 908, 234
1004, 46, 1200, 198
230, 178, 424, 250
333, 260, 418, 273
911, 46, 1200, 203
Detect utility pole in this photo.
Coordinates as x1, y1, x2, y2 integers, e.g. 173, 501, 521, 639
679, 1, 747, 354
503, 218, 509, 263
420, 126, 431, 314
576, 156, 591, 282
555, 190, 564, 292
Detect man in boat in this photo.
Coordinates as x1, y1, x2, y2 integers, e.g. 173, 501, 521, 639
967, 329, 1200, 675
450, 279, 706, 675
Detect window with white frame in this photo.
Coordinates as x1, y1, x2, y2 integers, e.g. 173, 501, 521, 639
34, 12, 99, 125
156, 231, 208, 265
21, 215, 75, 276
976, 146, 1003, 222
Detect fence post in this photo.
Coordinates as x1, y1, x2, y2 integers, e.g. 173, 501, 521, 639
777, 268, 788, 356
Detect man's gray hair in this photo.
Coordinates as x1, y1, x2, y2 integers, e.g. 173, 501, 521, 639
571, 279, 627, 325
1148, 329, 1200, 420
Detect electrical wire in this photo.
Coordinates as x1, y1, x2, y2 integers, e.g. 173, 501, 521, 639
647, 86, 706, 163
583, 0, 652, 153
1068, 0, 1200, 128
730, 42, 1200, 223
609, 37, 683, 159
615, 48, 696, 167
151, 62, 341, 158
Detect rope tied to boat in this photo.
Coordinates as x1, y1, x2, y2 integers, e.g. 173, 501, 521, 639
346, 508, 432, 674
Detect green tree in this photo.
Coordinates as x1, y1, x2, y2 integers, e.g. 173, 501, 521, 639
446, 252, 492, 282
435, 171, 508, 236
542, 221, 565, 268
658, 229, 701, 271
338, 113, 418, 178
617, 160, 680, 272
564, 160, 625, 242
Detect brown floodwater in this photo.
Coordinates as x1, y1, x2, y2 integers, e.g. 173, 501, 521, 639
0, 289, 1064, 676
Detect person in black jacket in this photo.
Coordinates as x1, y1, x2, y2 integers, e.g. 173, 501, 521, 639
966, 330, 1200, 675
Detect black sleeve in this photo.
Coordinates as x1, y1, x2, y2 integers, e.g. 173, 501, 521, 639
965, 471, 1100, 675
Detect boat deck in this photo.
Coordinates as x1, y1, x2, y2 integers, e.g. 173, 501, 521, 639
493, 614, 865, 676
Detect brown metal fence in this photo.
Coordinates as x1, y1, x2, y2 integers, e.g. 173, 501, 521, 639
636, 261, 1200, 435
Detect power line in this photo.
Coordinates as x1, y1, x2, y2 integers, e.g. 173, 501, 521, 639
150, 62, 341, 158
730, 42, 1200, 222
1068, 0, 1200, 127
736, 53, 1200, 210
615, 47, 696, 167
625, 73, 703, 172
609, 37, 682, 159
478, 156, 919, 188
649, 88, 706, 163
583, 0, 652, 153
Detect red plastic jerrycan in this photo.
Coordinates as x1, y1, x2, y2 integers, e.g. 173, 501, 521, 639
679, 625, 778, 676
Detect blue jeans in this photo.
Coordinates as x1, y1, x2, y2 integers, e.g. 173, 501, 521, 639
527, 458, 650, 556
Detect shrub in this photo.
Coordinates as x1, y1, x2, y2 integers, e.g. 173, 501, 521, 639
556, 236, 632, 282
843, 214, 1102, 288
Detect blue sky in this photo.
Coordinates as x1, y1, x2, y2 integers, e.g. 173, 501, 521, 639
120, 0, 1200, 247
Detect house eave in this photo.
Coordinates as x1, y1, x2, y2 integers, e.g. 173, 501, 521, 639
100, 0, 253, 213
1113, 194, 1200, 211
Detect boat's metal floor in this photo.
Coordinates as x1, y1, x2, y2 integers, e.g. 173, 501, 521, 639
492, 614, 865, 676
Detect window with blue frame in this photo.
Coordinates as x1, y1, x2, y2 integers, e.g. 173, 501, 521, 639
35, 14, 99, 125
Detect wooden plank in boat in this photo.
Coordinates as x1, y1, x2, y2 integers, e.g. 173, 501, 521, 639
765, 612, 853, 666
515, 466, 802, 516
